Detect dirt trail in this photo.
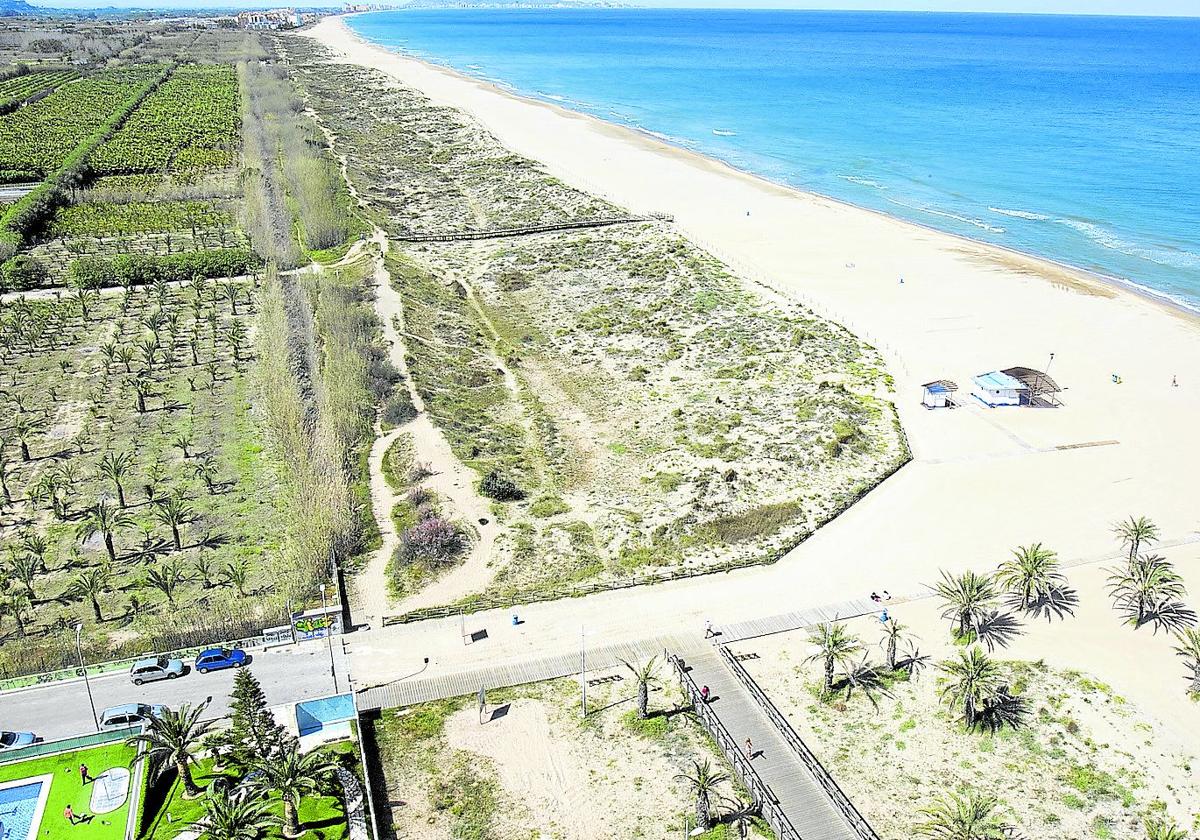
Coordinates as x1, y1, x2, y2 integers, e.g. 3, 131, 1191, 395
309, 107, 499, 624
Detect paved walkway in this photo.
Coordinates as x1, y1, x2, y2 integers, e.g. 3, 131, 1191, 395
683, 648, 863, 840
356, 631, 704, 710
715, 596, 893, 644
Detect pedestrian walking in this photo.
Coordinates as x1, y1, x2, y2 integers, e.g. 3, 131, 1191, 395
64, 805, 77, 825
700, 685, 710, 703
79, 763, 90, 784
745, 737, 753, 759
704, 619, 714, 639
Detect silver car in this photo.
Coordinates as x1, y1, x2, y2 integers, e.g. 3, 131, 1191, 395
129, 656, 185, 685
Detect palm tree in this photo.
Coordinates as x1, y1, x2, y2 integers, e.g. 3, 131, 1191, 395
252, 744, 337, 838
130, 375, 152, 413
67, 566, 112, 621
128, 700, 215, 799
916, 790, 1018, 839
804, 622, 863, 698
12, 414, 38, 462
938, 646, 1005, 730
153, 494, 194, 550
227, 321, 248, 362
193, 555, 216, 589
1106, 554, 1187, 628
77, 500, 134, 562
98, 450, 136, 508
2, 592, 31, 637
199, 788, 278, 840
880, 619, 911, 671
172, 432, 194, 460
995, 543, 1062, 609
675, 759, 729, 832
222, 281, 241, 315
192, 458, 220, 494
932, 569, 1000, 640
1144, 818, 1187, 840
1114, 515, 1159, 562
622, 657, 661, 719
1172, 628, 1200, 696
7, 550, 41, 600
145, 559, 186, 606
223, 558, 250, 596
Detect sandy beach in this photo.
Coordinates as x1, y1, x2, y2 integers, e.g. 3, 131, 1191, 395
306, 15, 1200, 753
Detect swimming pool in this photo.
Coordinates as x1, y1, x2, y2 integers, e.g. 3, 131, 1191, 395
0, 776, 51, 840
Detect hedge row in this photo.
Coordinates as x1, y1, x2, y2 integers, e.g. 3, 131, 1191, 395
0, 63, 174, 262
68, 248, 263, 289
0, 169, 40, 184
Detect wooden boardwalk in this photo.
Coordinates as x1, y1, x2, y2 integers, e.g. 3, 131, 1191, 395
715, 595, 887, 644
393, 214, 665, 243
679, 648, 877, 840
356, 631, 705, 711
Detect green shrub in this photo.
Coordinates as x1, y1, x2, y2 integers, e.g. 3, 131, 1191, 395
381, 390, 417, 429
69, 248, 262, 289
0, 254, 47, 292
529, 495, 569, 518
479, 470, 525, 502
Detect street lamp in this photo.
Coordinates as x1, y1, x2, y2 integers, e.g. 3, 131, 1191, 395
319, 584, 340, 694
74, 623, 99, 732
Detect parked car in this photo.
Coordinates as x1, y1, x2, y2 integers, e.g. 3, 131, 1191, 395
0, 730, 37, 750
99, 703, 167, 730
194, 647, 248, 674
129, 656, 185, 685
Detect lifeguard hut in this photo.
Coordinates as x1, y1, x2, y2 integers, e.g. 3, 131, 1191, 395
921, 380, 958, 409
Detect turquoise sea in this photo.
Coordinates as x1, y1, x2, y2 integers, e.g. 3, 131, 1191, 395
348, 10, 1200, 309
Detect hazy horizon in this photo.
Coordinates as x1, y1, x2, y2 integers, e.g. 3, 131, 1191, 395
23, 0, 1200, 17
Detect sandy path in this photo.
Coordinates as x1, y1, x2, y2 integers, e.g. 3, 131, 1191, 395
306, 94, 503, 622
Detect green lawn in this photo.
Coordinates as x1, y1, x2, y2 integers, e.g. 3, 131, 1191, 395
140, 742, 354, 840
0, 742, 139, 840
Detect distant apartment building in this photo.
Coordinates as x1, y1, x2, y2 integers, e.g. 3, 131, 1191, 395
236, 9, 307, 30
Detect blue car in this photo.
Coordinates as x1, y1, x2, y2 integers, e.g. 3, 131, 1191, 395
194, 647, 248, 674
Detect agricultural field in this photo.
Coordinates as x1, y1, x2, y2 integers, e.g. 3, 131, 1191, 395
0, 64, 166, 179
0, 67, 79, 114
370, 669, 771, 839
0, 276, 287, 679
90, 64, 240, 175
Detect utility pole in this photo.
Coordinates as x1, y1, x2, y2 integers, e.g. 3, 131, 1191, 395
74, 623, 99, 732
319, 583, 340, 694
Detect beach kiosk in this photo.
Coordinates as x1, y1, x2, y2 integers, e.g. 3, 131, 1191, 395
921, 380, 958, 409
1001, 366, 1063, 407
972, 370, 1026, 407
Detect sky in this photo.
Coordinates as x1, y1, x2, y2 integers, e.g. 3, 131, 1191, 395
28, 0, 1200, 14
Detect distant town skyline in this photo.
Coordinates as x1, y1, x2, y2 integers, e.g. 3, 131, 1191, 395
26, 0, 1200, 15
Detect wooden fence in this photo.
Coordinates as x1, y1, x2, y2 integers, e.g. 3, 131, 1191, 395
669, 653, 803, 840
718, 646, 881, 840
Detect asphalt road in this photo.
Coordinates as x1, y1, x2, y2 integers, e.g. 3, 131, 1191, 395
0, 638, 350, 742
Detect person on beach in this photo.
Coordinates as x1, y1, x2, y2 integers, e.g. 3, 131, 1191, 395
64, 805, 77, 825
879, 609, 890, 623
870, 592, 881, 603
700, 685, 710, 703
704, 619, 714, 639
79, 763, 90, 784
745, 737, 754, 759
883, 590, 891, 601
